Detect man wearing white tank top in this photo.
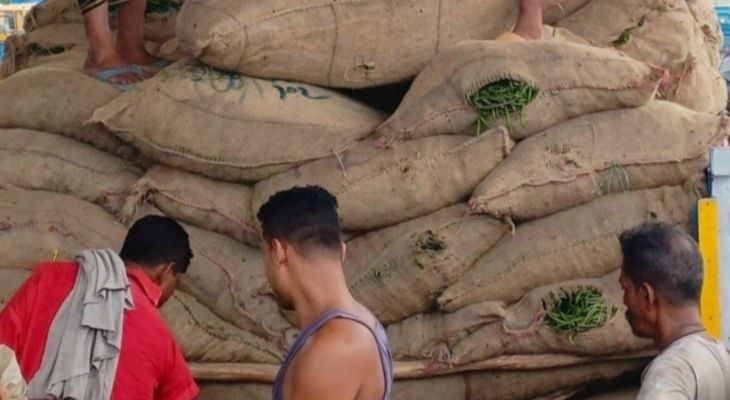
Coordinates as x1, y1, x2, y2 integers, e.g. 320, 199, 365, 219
257, 186, 394, 400
619, 223, 730, 399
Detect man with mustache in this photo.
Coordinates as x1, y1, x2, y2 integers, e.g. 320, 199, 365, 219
619, 222, 730, 399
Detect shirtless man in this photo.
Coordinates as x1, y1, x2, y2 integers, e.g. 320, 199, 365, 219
619, 223, 730, 399
256, 186, 393, 400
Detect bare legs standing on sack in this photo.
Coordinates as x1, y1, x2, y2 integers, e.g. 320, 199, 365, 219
80, 0, 167, 90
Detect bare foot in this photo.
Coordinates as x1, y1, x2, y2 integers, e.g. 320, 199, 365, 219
513, 0, 544, 40
83, 49, 148, 85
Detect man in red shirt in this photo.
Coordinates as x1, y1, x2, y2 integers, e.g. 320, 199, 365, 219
0, 216, 199, 399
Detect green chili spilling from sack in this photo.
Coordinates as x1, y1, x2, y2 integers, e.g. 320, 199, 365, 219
470, 79, 538, 135
544, 287, 617, 342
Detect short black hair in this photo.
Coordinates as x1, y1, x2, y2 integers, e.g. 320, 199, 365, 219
619, 222, 703, 305
257, 186, 343, 257
119, 216, 193, 274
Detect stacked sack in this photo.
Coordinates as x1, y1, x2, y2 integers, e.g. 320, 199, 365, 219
0, 0, 727, 398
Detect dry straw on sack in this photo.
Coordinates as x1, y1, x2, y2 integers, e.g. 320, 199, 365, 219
175, 0, 590, 88
252, 129, 514, 231
469, 101, 729, 221
438, 185, 699, 312
93, 58, 384, 182
376, 40, 663, 142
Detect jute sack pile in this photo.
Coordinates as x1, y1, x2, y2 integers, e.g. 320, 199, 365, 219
376, 40, 663, 143
461, 358, 646, 400
161, 291, 284, 363
253, 129, 514, 231
686, 0, 723, 67
470, 101, 729, 221
556, 0, 727, 113
0, 190, 127, 269
0, 66, 142, 162
387, 301, 508, 361
438, 185, 698, 311
197, 382, 272, 400
207, 359, 647, 400
122, 165, 259, 246
22, 0, 82, 31
0, 128, 142, 215
0, 269, 32, 311
0, 22, 87, 78
450, 271, 651, 365
346, 204, 507, 324
179, 224, 295, 345
22, 0, 183, 43
175, 0, 590, 88
92, 58, 385, 182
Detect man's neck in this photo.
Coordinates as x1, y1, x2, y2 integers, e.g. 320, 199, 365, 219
290, 263, 357, 329
655, 305, 705, 350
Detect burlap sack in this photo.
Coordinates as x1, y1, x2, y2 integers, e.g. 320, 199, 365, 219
0, 66, 143, 163
686, 0, 722, 68
179, 225, 296, 345
0, 23, 87, 78
22, 0, 182, 43
0, 129, 141, 215
23, 0, 83, 31
197, 382, 272, 400
92, 58, 384, 182
196, 359, 645, 400
556, 0, 726, 113
0, 190, 127, 269
438, 185, 697, 311
557, 0, 711, 68
0, 269, 32, 311
122, 165, 259, 246
451, 271, 651, 365
388, 301, 508, 361
376, 40, 663, 142
463, 358, 646, 400
392, 375, 467, 400
346, 205, 507, 324
470, 101, 728, 221
160, 291, 284, 363
176, 0, 590, 89
253, 130, 513, 231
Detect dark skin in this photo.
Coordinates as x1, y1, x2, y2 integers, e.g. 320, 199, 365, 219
619, 269, 707, 351
262, 239, 385, 400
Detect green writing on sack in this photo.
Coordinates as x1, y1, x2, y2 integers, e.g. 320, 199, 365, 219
271, 80, 329, 101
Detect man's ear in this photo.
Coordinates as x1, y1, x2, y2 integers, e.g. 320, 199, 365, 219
272, 238, 287, 266
152, 263, 175, 284
640, 282, 657, 309
341, 242, 347, 264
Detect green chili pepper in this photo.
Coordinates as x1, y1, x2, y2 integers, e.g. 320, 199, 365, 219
470, 79, 538, 136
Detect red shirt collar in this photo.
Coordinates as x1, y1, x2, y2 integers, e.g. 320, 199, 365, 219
126, 268, 162, 307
